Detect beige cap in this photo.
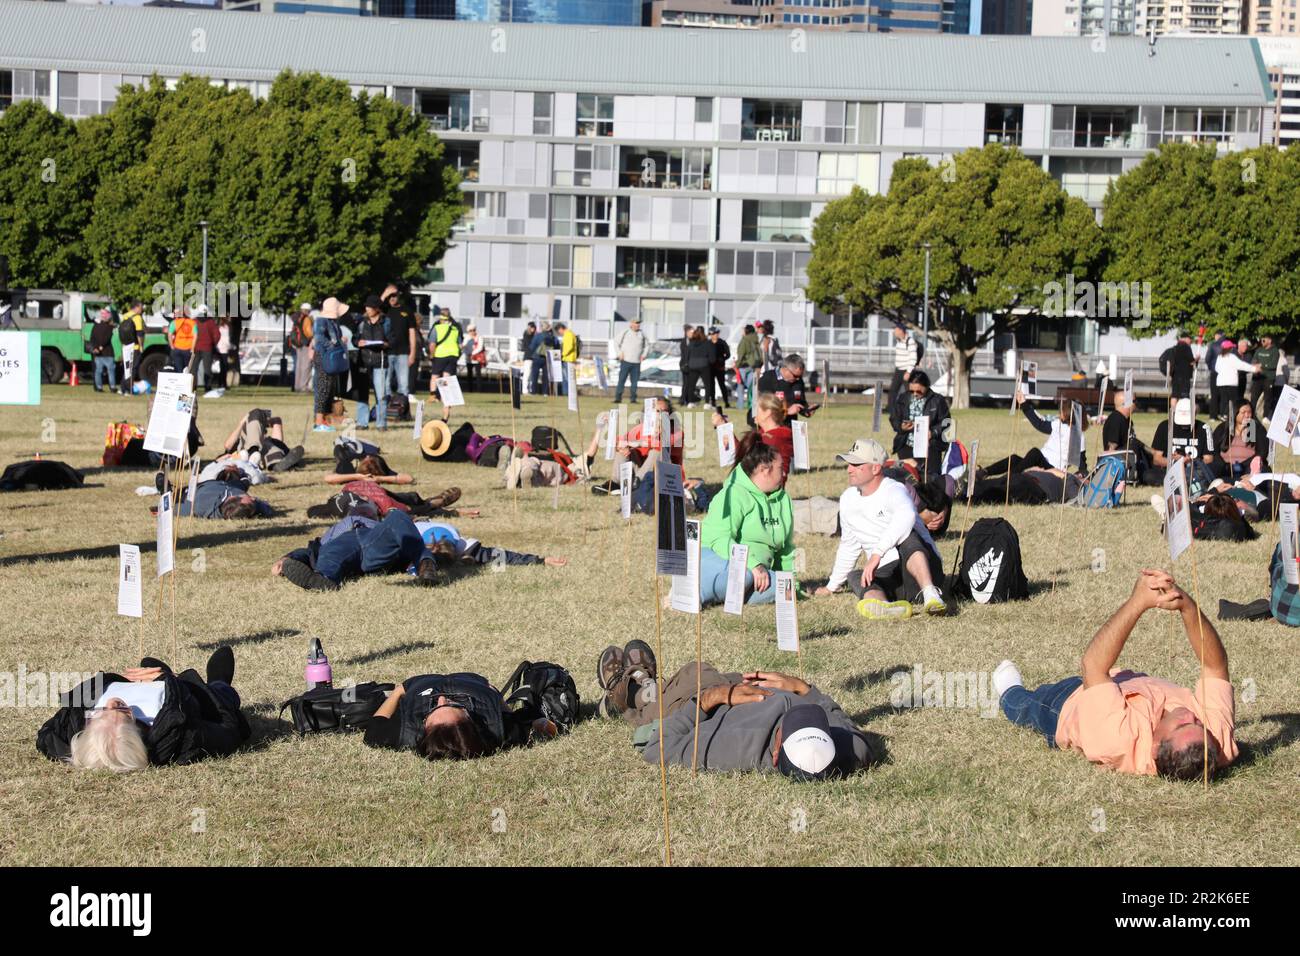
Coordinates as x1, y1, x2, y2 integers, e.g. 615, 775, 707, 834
835, 438, 887, 466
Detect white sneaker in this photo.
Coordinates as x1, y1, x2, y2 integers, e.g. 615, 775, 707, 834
920, 585, 947, 616
1149, 494, 1164, 520
992, 660, 1023, 697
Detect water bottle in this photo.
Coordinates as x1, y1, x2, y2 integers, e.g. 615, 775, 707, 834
305, 638, 332, 691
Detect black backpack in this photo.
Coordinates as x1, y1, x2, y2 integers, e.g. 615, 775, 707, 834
500, 661, 580, 734
118, 319, 138, 346
949, 517, 1030, 604
386, 392, 411, 421
279, 682, 395, 734
530, 426, 573, 456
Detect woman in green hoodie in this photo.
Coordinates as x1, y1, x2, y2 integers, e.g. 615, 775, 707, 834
700, 440, 794, 606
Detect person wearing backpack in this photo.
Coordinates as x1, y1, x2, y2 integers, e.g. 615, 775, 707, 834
289, 303, 315, 392
36, 646, 249, 773
356, 296, 391, 430
309, 297, 350, 432
117, 300, 144, 394
362, 667, 570, 759
812, 438, 947, 619
993, 568, 1237, 781
733, 323, 762, 409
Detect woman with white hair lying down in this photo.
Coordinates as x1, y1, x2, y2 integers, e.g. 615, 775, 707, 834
35, 647, 249, 773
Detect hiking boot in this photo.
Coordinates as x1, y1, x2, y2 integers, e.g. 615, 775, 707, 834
416, 557, 444, 587
206, 646, 235, 685
427, 487, 461, 510
271, 445, 305, 472
279, 557, 340, 592
623, 639, 657, 681
597, 645, 625, 692
857, 597, 913, 621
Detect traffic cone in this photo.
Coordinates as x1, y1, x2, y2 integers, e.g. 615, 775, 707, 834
68, 363, 79, 387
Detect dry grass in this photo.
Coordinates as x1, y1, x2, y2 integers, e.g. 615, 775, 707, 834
0, 384, 1297, 866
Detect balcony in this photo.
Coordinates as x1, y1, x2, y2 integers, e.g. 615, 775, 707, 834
616, 249, 709, 291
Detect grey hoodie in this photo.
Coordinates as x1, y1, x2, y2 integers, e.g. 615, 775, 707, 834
637, 681, 878, 774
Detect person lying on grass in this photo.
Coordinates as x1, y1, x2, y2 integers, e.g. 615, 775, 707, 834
594, 642, 881, 780
1209, 471, 1299, 522
417, 521, 567, 570
364, 672, 558, 759
993, 569, 1237, 780
217, 408, 304, 473
274, 509, 442, 590
306, 474, 473, 520
36, 646, 249, 773
177, 476, 273, 519
812, 438, 947, 620
326, 441, 415, 485
1147, 487, 1260, 542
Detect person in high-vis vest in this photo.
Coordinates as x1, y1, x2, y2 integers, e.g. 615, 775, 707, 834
428, 307, 462, 384
557, 322, 579, 396
118, 301, 145, 394
168, 308, 197, 374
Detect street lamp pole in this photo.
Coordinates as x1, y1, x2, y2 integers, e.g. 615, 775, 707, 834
198, 221, 209, 308
921, 242, 931, 342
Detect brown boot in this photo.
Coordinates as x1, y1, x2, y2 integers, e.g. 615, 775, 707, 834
427, 486, 462, 510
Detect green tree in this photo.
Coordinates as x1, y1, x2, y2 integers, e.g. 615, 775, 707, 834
806, 144, 1103, 408
0, 101, 97, 289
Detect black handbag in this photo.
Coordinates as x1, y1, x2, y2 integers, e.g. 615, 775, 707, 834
279, 682, 394, 734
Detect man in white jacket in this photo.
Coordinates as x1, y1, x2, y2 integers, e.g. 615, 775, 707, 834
814, 438, 947, 620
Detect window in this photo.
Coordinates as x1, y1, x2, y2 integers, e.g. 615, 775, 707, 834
418, 90, 471, 131
533, 92, 553, 135
552, 245, 595, 288
563, 144, 613, 187
824, 102, 878, 145
619, 146, 713, 189
482, 292, 523, 319
617, 249, 709, 290
904, 102, 924, 129
1051, 105, 1138, 149
742, 99, 802, 142
639, 298, 686, 326
740, 201, 812, 242
695, 97, 713, 123
442, 141, 480, 182
457, 190, 505, 232
577, 94, 614, 137
817, 153, 875, 194
551, 195, 611, 238
984, 104, 1024, 146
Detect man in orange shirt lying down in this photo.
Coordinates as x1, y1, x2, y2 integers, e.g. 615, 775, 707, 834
993, 569, 1237, 781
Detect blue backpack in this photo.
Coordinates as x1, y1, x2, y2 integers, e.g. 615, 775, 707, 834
1073, 453, 1126, 509
316, 317, 349, 376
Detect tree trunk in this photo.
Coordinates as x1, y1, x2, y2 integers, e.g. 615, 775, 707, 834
947, 341, 972, 410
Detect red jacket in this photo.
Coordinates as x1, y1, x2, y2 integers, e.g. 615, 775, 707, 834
193, 317, 220, 353
343, 480, 409, 516
759, 425, 794, 481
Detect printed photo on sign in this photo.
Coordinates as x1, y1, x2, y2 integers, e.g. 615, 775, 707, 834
437, 375, 465, 407
911, 414, 929, 459
1280, 504, 1299, 586
118, 544, 143, 618
605, 408, 619, 460
669, 520, 701, 614
1163, 464, 1193, 562
642, 398, 657, 447
156, 494, 174, 578
717, 421, 736, 468
594, 356, 608, 390
655, 462, 688, 577
143, 372, 195, 457
792, 420, 810, 470
547, 350, 563, 384
411, 398, 424, 439
1123, 369, 1134, 409
724, 543, 749, 616
1021, 360, 1039, 400
774, 571, 799, 653
619, 461, 634, 520
1266, 385, 1300, 447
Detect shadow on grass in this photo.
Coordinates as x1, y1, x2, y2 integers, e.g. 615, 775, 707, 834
840, 663, 911, 693
804, 624, 853, 642
1026, 577, 1070, 598
341, 641, 439, 666
1224, 712, 1300, 774
195, 628, 301, 651
0, 522, 319, 567
240, 701, 297, 751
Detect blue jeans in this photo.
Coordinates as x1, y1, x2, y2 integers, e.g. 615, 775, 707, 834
388, 358, 410, 398
357, 366, 389, 428
529, 356, 550, 394
93, 356, 117, 390
169, 349, 191, 373
738, 368, 756, 409
1000, 677, 1083, 747
698, 546, 777, 607
615, 361, 641, 403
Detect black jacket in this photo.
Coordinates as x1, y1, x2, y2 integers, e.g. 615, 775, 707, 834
89, 322, 116, 356
756, 368, 810, 425
890, 388, 950, 463
36, 666, 249, 766
710, 338, 731, 372
684, 338, 715, 372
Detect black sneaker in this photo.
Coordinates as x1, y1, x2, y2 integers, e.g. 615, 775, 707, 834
279, 557, 339, 592
205, 646, 235, 685
271, 445, 305, 473
622, 640, 657, 682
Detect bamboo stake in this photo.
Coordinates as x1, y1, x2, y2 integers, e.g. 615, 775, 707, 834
1002, 398, 1022, 516
653, 574, 672, 864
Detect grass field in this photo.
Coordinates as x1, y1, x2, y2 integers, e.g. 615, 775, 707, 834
1, 383, 1297, 867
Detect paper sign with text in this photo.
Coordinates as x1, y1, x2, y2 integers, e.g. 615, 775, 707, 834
118, 545, 143, 618
774, 571, 799, 652
724, 543, 749, 616
669, 519, 701, 614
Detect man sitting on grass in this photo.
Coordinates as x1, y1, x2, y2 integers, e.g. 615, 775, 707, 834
813, 438, 947, 619
594, 642, 881, 780
994, 569, 1237, 780
273, 509, 441, 590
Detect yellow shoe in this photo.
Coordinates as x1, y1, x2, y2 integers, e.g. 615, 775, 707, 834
922, 591, 948, 616
857, 597, 913, 621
